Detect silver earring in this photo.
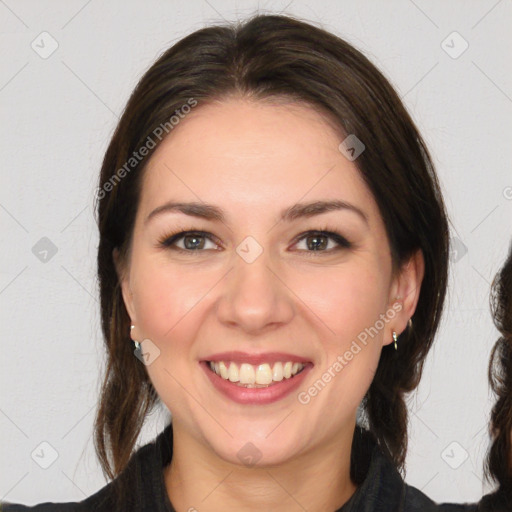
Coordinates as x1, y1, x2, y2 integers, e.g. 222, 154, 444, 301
130, 325, 141, 351
392, 331, 398, 351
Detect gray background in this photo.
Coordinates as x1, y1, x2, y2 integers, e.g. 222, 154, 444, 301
1, 0, 511, 505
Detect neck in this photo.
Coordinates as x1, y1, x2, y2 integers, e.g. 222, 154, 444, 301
164, 421, 358, 512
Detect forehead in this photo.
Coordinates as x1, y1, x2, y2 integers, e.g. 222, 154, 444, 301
138, 98, 378, 223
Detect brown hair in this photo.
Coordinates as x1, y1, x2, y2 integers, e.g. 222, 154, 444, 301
93, 13, 449, 503
484, 243, 512, 494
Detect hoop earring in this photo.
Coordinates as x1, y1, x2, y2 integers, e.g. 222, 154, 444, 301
130, 325, 141, 351
392, 331, 398, 351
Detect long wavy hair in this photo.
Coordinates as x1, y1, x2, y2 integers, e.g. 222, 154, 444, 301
483, 243, 512, 504
93, 13, 449, 505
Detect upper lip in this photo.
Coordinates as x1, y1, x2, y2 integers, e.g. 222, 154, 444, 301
202, 351, 312, 365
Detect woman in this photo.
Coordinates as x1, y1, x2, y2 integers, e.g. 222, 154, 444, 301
1, 13, 479, 511
477, 244, 512, 511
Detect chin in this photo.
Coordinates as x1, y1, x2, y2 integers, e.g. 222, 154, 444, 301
209, 433, 302, 469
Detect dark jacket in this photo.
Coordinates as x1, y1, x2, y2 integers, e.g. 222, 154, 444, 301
0, 423, 495, 512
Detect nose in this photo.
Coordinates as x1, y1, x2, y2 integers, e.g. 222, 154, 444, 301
216, 247, 295, 334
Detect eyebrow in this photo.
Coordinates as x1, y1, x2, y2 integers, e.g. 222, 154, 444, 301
144, 199, 368, 226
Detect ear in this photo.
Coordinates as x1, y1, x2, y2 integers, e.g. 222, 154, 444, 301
384, 249, 425, 346
113, 248, 137, 326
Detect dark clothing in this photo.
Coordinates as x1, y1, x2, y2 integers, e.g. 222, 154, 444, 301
0, 423, 491, 511
475, 489, 512, 512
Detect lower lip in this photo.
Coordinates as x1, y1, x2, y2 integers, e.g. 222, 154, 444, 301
200, 361, 313, 405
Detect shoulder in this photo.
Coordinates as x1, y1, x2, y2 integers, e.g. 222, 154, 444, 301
404, 481, 512, 511
0, 425, 173, 512
1, 502, 88, 511
474, 488, 512, 512
349, 427, 479, 512
404, 485, 478, 511
0, 482, 114, 512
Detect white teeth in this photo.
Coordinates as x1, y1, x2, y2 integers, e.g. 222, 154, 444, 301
272, 362, 284, 382
208, 360, 305, 385
218, 361, 229, 379
255, 363, 273, 385
227, 362, 239, 382
239, 363, 256, 384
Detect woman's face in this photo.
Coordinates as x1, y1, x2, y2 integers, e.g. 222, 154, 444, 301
119, 98, 422, 466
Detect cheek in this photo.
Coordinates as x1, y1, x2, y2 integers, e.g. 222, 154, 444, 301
130, 257, 219, 342
294, 263, 389, 343
129, 262, 214, 402
292, 263, 389, 409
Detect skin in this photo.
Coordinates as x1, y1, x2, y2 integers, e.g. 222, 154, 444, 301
116, 97, 424, 512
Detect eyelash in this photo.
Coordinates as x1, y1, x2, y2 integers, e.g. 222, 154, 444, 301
157, 225, 352, 256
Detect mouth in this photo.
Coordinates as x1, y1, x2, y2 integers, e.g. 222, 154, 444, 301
199, 357, 314, 405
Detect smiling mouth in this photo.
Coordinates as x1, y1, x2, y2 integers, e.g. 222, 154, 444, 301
206, 360, 310, 388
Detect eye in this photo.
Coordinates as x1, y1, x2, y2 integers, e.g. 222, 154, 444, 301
157, 228, 352, 255
158, 231, 221, 252
293, 230, 352, 254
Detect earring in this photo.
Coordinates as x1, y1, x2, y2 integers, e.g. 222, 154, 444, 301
392, 331, 398, 351
130, 325, 141, 351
